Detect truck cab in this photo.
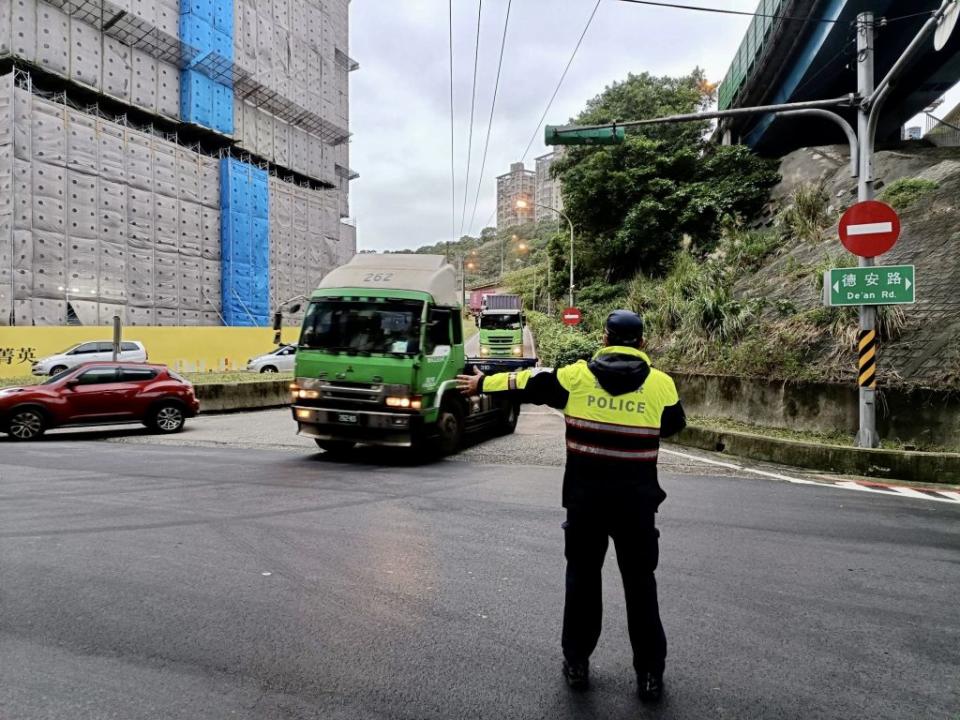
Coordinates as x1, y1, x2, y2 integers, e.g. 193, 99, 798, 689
290, 254, 520, 455
478, 294, 525, 360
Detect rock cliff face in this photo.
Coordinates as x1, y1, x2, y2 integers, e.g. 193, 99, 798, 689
741, 144, 960, 388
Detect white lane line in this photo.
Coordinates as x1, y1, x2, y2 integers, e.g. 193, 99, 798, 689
661, 448, 818, 485
548, 409, 958, 503
891, 486, 937, 500
660, 447, 742, 472
846, 221, 893, 236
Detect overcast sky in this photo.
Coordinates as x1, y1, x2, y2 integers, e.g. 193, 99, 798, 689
347, 0, 764, 251
346, 1, 955, 252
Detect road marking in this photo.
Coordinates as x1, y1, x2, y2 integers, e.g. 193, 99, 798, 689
891, 486, 936, 500
547, 409, 958, 505
661, 448, 819, 485
846, 221, 893, 236
660, 447, 742, 472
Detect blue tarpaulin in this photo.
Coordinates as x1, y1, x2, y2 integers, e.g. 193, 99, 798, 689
180, 0, 234, 134
221, 159, 270, 326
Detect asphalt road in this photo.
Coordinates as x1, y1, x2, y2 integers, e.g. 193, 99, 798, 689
1, 413, 958, 720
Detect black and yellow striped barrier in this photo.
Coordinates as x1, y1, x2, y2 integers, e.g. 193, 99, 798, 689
858, 330, 877, 389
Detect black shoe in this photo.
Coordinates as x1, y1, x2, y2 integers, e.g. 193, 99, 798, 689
562, 659, 590, 691
638, 671, 663, 703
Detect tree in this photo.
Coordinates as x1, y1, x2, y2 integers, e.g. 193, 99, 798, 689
552, 69, 780, 280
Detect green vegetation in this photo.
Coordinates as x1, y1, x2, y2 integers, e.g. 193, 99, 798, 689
879, 178, 939, 211
525, 312, 599, 367
777, 181, 832, 244
551, 69, 780, 280
0, 376, 35, 388
184, 371, 292, 385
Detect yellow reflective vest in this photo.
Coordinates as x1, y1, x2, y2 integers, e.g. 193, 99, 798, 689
481, 346, 679, 462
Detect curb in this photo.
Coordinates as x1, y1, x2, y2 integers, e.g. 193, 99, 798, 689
675, 425, 960, 485
194, 379, 290, 413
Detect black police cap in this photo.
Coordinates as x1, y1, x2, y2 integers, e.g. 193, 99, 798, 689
605, 309, 644, 344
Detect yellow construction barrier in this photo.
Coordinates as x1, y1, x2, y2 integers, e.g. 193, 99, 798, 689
0, 326, 301, 379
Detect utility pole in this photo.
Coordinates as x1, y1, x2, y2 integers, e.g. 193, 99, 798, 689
547, 253, 552, 315
856, 12, 880, 449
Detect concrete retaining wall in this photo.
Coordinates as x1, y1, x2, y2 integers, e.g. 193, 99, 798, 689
674, 373, 960, 448
675, 425, 960, 485
194, 379, 290, 413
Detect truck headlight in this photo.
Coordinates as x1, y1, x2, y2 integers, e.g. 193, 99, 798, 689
298, 389, 320, 400
512, 345, 523, 356
480, 346, 490, 356
386, 396, 422, 410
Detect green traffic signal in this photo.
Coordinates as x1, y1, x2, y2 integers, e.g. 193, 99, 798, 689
545, 125, 626, 146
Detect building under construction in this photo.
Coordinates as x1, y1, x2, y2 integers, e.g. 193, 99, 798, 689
0, 0, 357, 326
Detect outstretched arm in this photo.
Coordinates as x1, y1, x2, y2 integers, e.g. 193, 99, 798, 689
457, 367, 569, 410
660, 401, 687, 439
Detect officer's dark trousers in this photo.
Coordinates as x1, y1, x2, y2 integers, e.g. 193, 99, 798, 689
561, 506, 666, 676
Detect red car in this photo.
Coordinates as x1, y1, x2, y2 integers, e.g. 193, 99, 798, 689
0, 362, 200, 441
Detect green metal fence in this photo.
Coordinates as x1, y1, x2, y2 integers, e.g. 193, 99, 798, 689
718, 0, 786, 110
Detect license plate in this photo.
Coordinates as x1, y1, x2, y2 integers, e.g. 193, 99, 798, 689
336, 413, 358, 424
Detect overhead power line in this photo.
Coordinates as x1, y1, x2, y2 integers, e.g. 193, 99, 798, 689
520, 0, 602, 162
616, 0, 935, 26
459, 1, 483, 238
466, 0, 513, 235
448, 0, 456, 250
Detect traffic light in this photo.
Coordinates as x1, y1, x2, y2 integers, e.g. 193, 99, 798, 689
545, 125, 625, 146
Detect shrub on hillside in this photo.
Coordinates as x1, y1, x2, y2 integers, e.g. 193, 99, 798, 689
777, 182, 831, 244
879, 178, 939, 211
526, 312, 600, 368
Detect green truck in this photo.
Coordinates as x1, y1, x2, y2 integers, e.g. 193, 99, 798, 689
289, 254, 532, 455
477, 294, 526, 360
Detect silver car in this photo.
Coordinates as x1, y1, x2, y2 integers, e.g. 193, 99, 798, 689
246, 345, 297, 373
32, 341, 148, 376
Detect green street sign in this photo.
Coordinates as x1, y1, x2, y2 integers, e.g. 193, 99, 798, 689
823, 265, 916, 307
545, 125, 625, 146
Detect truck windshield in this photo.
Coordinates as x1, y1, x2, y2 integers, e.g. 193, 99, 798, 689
480, 314, 521, 331
300, 299, 423, 355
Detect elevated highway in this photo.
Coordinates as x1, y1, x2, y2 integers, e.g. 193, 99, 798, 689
718, 0, 960, 153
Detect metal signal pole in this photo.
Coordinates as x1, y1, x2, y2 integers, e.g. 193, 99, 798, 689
856, 12, 880, 449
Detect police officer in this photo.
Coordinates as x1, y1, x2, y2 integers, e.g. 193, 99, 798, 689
457, 310, 685, 703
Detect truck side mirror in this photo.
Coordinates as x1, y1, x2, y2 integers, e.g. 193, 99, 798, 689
288, 303, 301, 314
272, 311, 283, 332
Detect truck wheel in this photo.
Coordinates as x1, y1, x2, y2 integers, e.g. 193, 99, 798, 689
434, 400, 465, 456
315, 439, 356, 456
498, 400, 520, 435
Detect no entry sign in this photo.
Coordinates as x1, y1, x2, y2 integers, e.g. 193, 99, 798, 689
839, 200, 901, 258
562, 307, 582, 326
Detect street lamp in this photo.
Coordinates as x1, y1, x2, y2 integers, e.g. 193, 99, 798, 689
517, 199, 574, 308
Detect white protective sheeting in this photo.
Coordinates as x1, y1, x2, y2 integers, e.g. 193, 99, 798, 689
2, 83, 223, 326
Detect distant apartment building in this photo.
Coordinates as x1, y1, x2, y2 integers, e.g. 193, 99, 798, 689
903, 126, 923, 140
496, 162, 536, 229
534, 151, 565, 223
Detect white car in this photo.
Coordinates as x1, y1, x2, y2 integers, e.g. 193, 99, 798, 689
246, 345, 297, 373
31, 341, 148, 376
